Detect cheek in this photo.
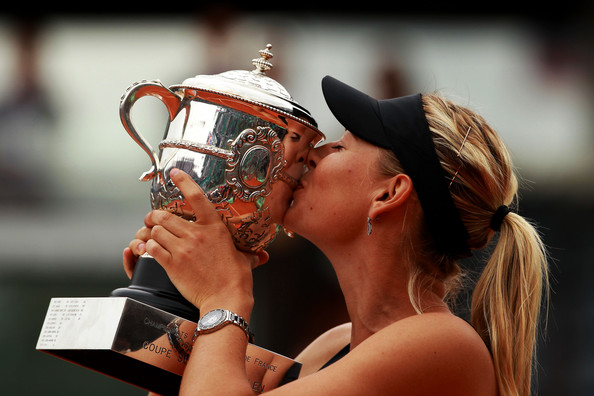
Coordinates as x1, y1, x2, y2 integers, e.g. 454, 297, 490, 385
285, 162, 360, 224
297, 184, 349, 226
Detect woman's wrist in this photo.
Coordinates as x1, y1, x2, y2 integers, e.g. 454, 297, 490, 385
198, 293, 254, 324
192, 255, 255, 320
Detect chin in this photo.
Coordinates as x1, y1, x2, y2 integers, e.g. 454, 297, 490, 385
281, 202, 301, 232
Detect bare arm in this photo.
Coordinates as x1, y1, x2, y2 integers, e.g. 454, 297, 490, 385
140, 169, 262, 395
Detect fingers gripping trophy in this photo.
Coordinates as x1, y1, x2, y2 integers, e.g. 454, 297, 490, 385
36, 44, 324, 395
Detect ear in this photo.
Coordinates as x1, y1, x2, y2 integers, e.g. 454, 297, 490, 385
368, 174, 414, 220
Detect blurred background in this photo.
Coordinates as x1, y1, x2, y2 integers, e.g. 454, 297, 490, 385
1, 4, 593, 395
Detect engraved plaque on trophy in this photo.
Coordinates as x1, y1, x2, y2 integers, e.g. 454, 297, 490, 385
37, 44, 324, 395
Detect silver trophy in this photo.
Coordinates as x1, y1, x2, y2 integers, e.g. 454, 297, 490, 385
37, 44, 324, 395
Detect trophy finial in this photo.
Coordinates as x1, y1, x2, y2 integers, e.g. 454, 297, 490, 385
251, 44, 274, 75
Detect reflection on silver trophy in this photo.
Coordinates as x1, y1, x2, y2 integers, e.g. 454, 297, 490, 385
121, 43, 323, 252
37, 44, 325, 395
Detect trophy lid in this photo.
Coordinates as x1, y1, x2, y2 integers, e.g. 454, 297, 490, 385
170, 44, 324, 141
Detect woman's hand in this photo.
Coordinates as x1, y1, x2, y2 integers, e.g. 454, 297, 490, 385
143, 168, 268, 314
122, 226, 151, 279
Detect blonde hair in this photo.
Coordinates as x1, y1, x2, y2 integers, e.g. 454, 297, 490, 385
378, 93, 549, 396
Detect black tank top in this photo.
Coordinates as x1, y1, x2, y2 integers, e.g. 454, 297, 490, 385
319, 344, 350, 370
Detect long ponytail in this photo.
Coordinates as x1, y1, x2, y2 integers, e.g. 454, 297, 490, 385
471, 212, 549, 396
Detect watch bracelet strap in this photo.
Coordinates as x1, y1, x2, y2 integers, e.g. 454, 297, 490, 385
227, 311, 255, 343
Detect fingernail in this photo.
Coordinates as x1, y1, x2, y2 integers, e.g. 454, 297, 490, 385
138, 243, 146, 253
170, 168, 180, 177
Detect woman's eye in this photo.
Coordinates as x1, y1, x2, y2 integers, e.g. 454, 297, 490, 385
331, 145, 344, 151
290, 133, 301, 141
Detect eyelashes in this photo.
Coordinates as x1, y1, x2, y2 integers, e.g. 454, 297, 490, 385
290, 132, 302, 141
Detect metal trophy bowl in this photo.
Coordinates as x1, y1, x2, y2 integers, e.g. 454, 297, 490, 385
110, 43, 323, 322
37, 44, 324, 395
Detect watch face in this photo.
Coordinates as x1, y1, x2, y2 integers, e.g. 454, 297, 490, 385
199, 309, 226, 330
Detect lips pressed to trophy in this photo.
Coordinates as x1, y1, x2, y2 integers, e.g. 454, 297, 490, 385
36, 44, 324, 395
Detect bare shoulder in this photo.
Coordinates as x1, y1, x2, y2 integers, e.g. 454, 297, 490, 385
295, 322, 352, 377
384, 313, 493, 361
350, 313, 497, 396
269, 314, 496, 396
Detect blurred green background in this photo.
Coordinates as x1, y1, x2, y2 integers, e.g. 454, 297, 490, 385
1, 4, 593, 395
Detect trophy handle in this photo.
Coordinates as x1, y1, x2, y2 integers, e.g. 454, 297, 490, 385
119, 80, 181, 181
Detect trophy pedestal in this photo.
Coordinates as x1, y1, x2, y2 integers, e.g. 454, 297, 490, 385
36, 297, 301, 395
110, 254, 200, 322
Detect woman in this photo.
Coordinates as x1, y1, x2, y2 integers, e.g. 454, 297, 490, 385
124, 76, 549, 396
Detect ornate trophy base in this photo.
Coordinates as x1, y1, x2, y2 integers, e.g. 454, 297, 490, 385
36, 297, 301, 395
